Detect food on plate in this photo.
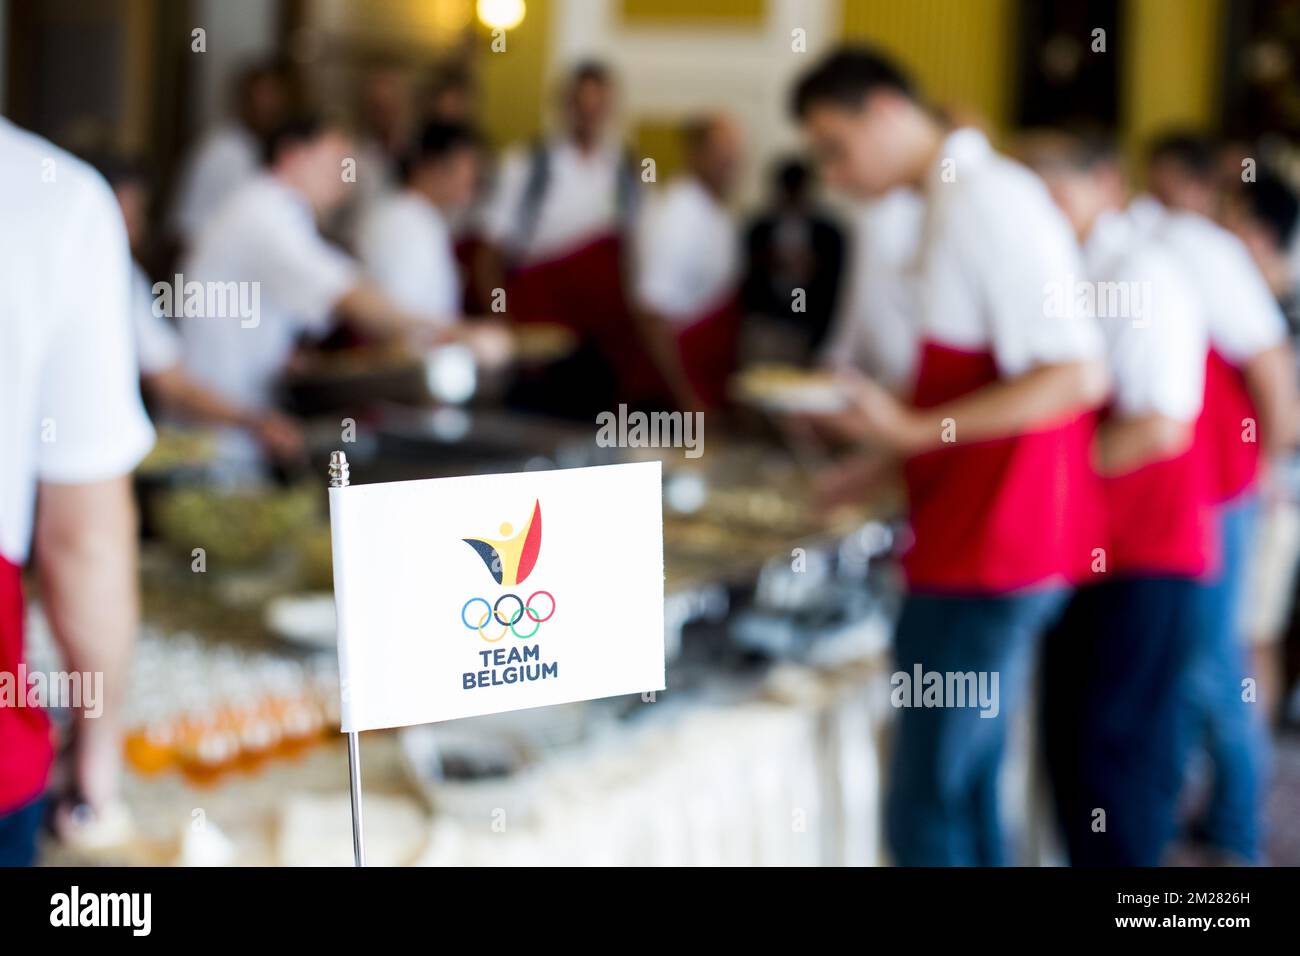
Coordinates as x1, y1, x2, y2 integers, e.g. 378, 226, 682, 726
153, 486, 318, 565
730, 363, 849, 413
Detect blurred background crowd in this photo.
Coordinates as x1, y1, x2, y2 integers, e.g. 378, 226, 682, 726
4, 0, 1300, 867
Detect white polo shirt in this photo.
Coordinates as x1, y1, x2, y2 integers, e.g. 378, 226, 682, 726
918, 128, 1104, 372
169, 123, 262, 244
1128, 197, 1286, 363
131, 263, 182, 376
821, 187, 924, 393
633, 177, 739, 323
0, 120, 155, 564
1084, 210, 1206, 421
179, 175, 358, 412
479, 137, 625, 264
356, 190, 459, 324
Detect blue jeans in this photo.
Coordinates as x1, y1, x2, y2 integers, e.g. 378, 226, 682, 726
0, 796, 44, 867
1184, 494, 1267, 860
1043, 577, 1200, 866
885, 588, 1066, 866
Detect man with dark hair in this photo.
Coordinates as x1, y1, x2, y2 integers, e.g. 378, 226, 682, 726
1133, 130, 1220, 223
479, 59, 633, 272
1022, 130, 1213, 865
791, 46, 1109, 866
357, 122, 483, 322
631, 113, 746, 409
170, 58, 291, 246
180, 115, 509, 471
1130, 131, 1297, 864
93, 154, 306, 463
476, 60, 641, 415
742, 157, 846, 361
422, 63, 475, 124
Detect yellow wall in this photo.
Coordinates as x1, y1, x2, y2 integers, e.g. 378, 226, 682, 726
1122, 0, 1224, 155
477, 0, 553, 150
475, 0, 1227, 155
839, 0, 1017, 135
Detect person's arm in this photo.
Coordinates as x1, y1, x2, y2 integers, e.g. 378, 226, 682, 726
628, 191, 707, 410
815, 359, 1108, 455
143, 365, 306, 462
472, 240, 508, 310
1094, 413, 1193, 476
630, 305, 703, 411
34, 477, 139, 812
334, 283, 515, 368
334, 282, 445, 341
1241, 341, 1299, 456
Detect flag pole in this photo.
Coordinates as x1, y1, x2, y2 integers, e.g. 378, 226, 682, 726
329, 450, 365, 867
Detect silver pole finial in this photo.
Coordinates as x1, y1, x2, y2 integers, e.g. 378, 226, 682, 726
329, 450, 350, 488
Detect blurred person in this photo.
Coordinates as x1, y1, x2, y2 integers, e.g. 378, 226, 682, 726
0, 119, 155, 864
791, 48, 1109, 866
477, 60, 637, 284
336, 63, 413, 246
1133, 130, 1297, 864
1223, 168, 1300, 314
356, 121, 481, 321
422, 63, 476, 125
631, 114, 745, 410
741, 158, 846, 362
417, 65, 492, 312
179, 113, 509, 471
1131, 131, 1220, 225
476, 60, 640, 416
95, 154, 305, 463
1223, 170, 1300, 723
1025, 132, 1213, 866
170, 59, 290, 248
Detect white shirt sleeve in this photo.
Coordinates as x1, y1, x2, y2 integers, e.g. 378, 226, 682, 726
357, 200, 458, 322
962, 185, 1104, 376
634, 190, 693, 316
131, 264, 181, 375
37, 174, 154, 483
254, 215, 359, 334
1202, 229, 1287, 363
1105, 253, 1206, 421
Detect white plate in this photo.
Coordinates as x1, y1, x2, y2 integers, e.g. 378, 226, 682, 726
264, 593, 337, 649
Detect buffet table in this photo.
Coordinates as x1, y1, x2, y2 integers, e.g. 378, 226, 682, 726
35, 413, 913, 866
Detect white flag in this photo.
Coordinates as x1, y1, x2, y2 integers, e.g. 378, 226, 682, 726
328, 461, 665, 732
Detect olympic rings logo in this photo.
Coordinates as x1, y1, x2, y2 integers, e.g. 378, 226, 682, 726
460, 590, 556, 642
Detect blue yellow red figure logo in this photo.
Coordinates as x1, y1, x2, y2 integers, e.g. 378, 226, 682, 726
461, 501, 555, 642
463, 499, 542, 585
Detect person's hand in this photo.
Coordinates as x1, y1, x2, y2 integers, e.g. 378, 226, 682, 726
795, 370, 929, 453
253, 411, 307, 463
71, 715, 123, 812
837, 370, 931, 453
812, 452, 897, 514
454, 321, 515, 371
53, 716, 133, 848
